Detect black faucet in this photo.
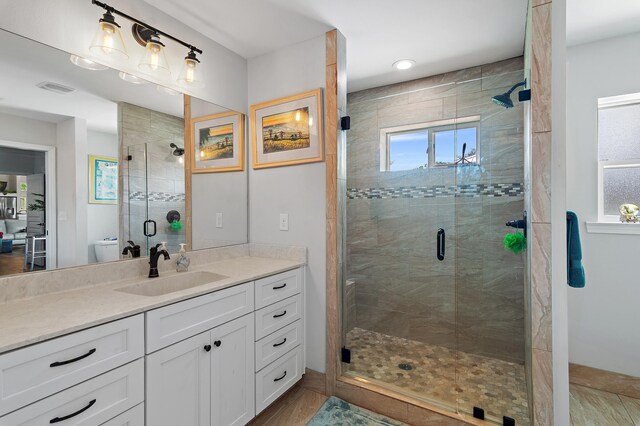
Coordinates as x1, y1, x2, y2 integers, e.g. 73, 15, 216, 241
122, 240, 141, 258
148, 243, 170, 278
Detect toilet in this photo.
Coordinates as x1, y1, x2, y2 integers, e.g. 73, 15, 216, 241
94, 240, 120, 263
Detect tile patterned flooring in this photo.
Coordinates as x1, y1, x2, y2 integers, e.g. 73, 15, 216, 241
570, 384, 640, 426
343, 327, 530, 425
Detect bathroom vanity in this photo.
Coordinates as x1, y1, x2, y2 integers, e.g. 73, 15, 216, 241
0, 250, 305, 426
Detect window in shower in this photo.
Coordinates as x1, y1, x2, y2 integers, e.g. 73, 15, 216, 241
597, 94, 640, 220
380, 116, 480, 171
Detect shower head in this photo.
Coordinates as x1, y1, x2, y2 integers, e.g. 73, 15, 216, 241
169, 142, 184, 156
491, 81, 527, 109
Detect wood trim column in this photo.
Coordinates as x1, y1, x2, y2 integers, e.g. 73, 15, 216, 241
183, 94, 193, 251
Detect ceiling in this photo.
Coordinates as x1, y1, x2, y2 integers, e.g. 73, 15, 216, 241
567, 0, 640, 46
142, 0, 528, 92
0, 29, 186, 134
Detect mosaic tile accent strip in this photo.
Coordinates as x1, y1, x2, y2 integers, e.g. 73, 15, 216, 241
347, 183, 523, 199
343, 327, 530, 426
129, 191, 186, 202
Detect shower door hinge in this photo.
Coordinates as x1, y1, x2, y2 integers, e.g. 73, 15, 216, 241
473, 406, 485, 420
341, 347, 351, 364
503, 416, 516, 426
341, 116, 351, 130
126, 155, 133, 161
518, 89, 531, 102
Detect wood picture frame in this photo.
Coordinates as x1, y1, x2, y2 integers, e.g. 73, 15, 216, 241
191, 111, 245, 173
250, 88, 324, 169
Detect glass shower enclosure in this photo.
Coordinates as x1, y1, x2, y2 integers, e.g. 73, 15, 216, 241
341, 57, 530, 425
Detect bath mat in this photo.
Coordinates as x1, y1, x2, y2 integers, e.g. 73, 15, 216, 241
307, 396, 408, 426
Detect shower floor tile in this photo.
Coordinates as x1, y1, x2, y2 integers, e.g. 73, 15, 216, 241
343, 327, 530, 425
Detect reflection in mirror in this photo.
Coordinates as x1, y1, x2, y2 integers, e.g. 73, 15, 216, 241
0, 29, 246, 278
188, 97, 248, 250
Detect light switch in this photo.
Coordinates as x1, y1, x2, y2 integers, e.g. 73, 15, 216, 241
279, 213, 289, 231
216, 212, 223, 228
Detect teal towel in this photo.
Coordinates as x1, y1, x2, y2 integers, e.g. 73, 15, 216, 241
566, 211, 585, 288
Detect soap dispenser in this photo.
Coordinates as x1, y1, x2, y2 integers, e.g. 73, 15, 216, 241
176, 243, 190, 272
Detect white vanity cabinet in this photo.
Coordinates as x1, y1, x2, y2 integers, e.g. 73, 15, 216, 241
146, 314, 255, 426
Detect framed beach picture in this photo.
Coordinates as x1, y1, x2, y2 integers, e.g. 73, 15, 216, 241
191, 111, 244, 173
250, 88, 323, 169
89, 155, 118, 204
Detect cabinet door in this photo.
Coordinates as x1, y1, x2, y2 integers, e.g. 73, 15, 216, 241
210, 314, 255, 426
146, 332, 211, 426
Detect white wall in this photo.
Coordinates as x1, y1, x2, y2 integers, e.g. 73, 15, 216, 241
248, 35, 327, 372
566, 32, 640, 377
0, 0, 247, 113
87, 130, 119, 263
56, 117, 88, 268
0, 113, 56, 148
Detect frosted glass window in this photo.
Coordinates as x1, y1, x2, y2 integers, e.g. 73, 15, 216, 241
602, 167, 640, 215
598, 104, 640, 161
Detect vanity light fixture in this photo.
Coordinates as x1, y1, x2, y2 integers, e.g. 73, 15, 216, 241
69, 55, 109, 70
392, 59, 415, 70
91, 1, 203, 84
89, 6, 128, 60
118, 71, 149, 84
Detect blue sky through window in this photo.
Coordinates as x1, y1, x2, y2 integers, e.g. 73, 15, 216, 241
388, 131, 428, 171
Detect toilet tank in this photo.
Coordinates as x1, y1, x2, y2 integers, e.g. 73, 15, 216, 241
94, 240, 119, 262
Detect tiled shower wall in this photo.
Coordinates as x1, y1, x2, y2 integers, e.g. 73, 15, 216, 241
119, 103, 186, 254
346, 57, 526, 363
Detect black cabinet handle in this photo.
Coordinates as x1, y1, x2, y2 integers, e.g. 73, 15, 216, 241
437, 228, 445, 261
50, 399, 96, 423
50, 348, 96, 367
214, 340, 221, 347
273, 283, 287, 290
273, 310, 287, 318
273, 338, 287, 347
204, 345, 212, 352
273, 371, 287, 382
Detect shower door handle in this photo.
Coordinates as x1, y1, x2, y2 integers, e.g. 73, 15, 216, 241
437, 228, 445, 261
143, 220, 157, 237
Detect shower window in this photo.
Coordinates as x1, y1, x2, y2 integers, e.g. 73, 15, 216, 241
597, 94, 640, 220
380, 116, 480, 171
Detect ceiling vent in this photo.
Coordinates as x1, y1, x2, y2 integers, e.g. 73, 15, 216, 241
36, 81, 76, 94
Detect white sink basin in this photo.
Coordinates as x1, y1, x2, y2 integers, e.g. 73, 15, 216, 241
115, 271, 228, 296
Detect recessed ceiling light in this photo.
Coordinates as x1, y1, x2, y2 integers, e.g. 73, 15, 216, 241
118, 72, 149, 84
69, 54, 108, 71
392, 59, 416, 70
156, 85, 180, 96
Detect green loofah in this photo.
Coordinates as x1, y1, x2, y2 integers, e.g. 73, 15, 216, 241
503, 232, 526, 254
170, 220, 183, 231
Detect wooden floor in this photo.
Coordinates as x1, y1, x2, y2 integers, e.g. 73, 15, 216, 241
249, 383, 328, 426
0, 245, 44, 277
570, 384, 640, 425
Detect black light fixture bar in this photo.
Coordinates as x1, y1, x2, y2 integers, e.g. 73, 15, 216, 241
91, 0, 203, 54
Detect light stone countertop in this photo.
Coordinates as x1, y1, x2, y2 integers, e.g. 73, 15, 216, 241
0, 256, 304, 355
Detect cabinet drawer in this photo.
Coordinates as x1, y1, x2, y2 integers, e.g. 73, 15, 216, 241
255, 294, 301, 340
146, 282, 254, 353
0, 359, 144, 426
0, 315, 144, 416
255, 268, 301, 309
255, 320, 302, 372
101, 403, 144, 426
255, 346, 303, 414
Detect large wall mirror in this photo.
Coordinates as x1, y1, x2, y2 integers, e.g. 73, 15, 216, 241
0, 29, 248, 278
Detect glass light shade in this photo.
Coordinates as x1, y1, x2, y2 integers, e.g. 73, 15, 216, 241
118, 72, 149, 84
177, 57, 203, 87
69, 54, 108, 71
139, 40, 170, 75
156, 85, 180, 96
89, 21, 128, 60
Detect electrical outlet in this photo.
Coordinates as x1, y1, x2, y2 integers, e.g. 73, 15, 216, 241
279, 213, 289, 231
215, 213, 223, 228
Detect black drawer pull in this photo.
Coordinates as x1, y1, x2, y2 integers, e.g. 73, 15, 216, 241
273, 338, 287, 347
273, 310, 287, 318
50, 399, 96, 423
214, 340, 221, 347
50, 348, 97, 367
204, 345, 212, 352
273, 283, 287, 290
273, 371, 287, 382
